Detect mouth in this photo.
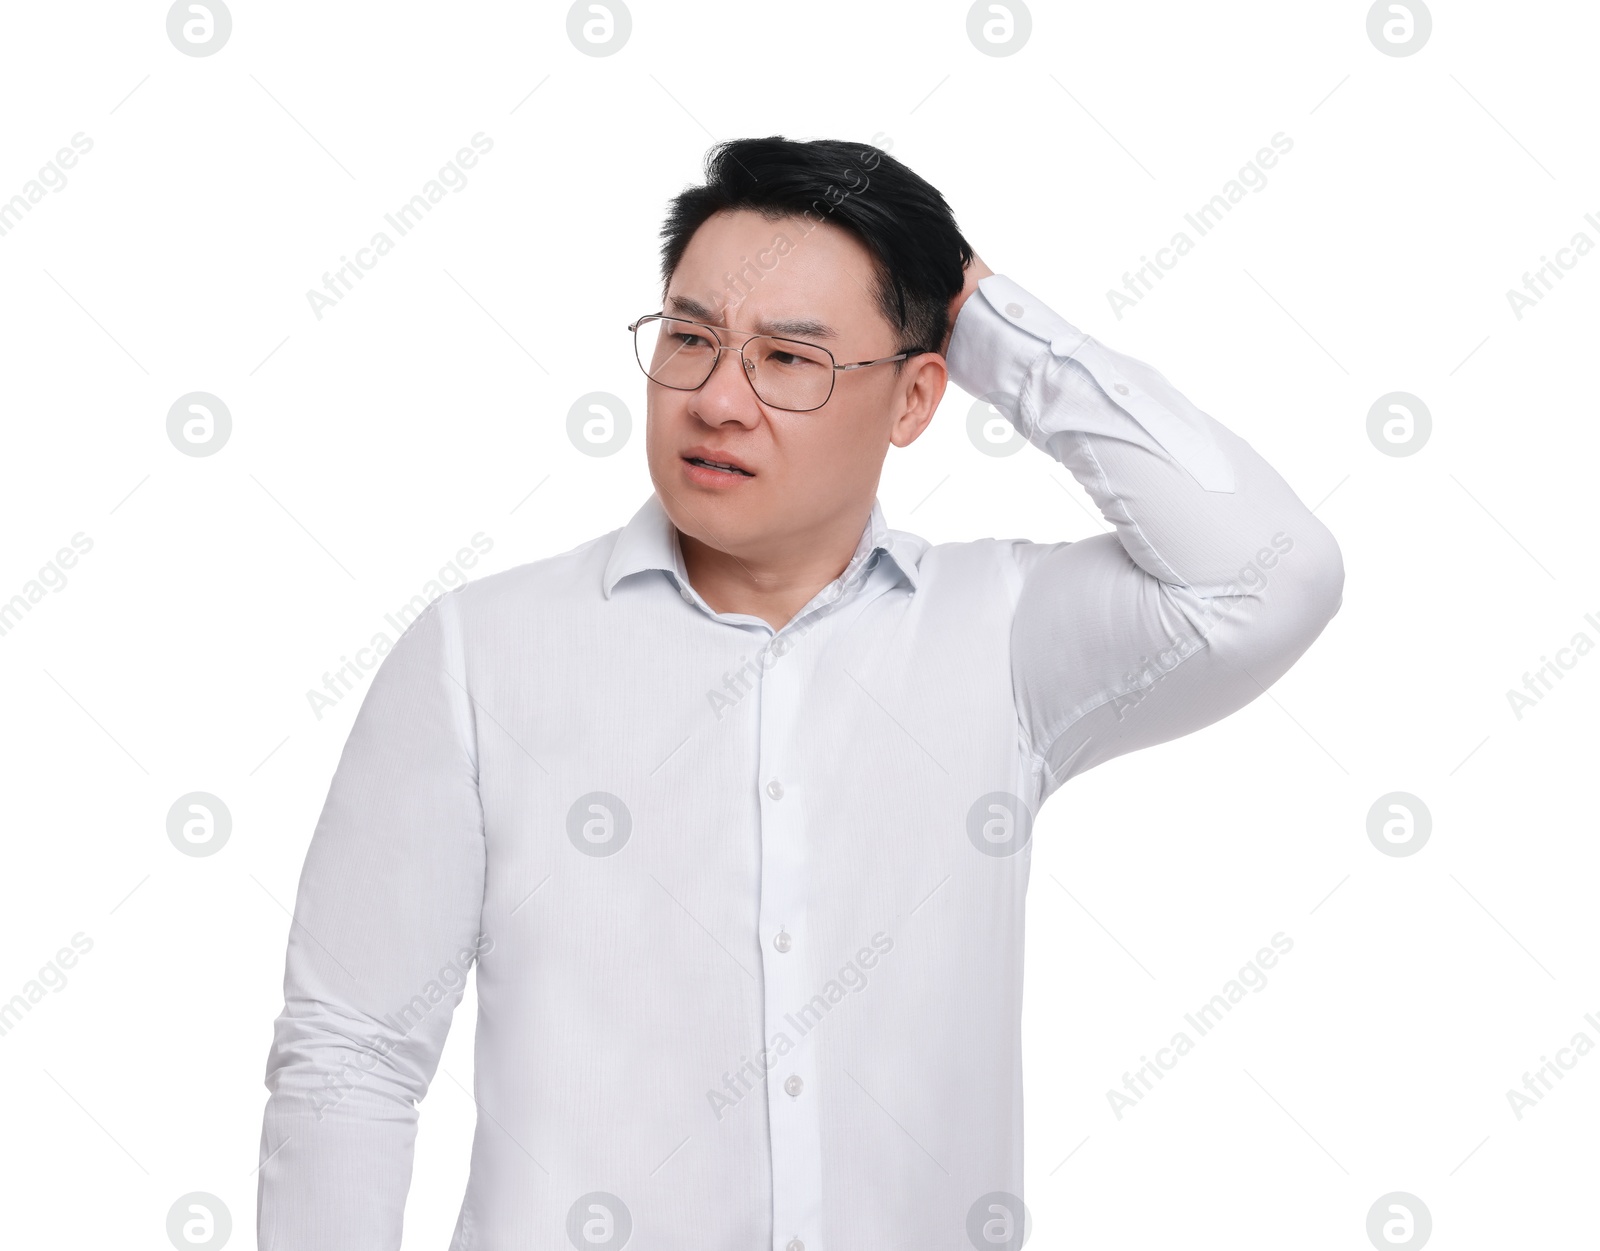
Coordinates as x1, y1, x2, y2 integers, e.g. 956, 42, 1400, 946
682, 455, 754, 478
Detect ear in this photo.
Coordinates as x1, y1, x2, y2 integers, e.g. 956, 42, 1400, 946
888, 353, 948, 449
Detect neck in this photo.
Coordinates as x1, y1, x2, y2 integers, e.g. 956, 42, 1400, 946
678, 505, 871, 630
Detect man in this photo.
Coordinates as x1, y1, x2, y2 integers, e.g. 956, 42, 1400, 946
258, 136, 1343, 1250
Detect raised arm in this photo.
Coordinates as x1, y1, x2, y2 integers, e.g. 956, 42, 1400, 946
944, 268, 1344, 806
257, 586, 487, 1250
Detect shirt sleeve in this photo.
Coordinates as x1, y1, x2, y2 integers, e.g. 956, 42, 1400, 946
944, 273, 1345, 807
257, 585, 487, 1251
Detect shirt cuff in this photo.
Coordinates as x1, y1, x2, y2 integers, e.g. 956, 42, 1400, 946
946, 273, 1236, 493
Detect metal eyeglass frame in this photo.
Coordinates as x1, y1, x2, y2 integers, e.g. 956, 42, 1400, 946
628, 313, 929, 413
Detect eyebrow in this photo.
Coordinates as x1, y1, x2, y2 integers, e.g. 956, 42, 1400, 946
665, 295, 838, 341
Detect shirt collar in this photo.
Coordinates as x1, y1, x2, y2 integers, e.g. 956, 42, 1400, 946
602, 492, 923, 600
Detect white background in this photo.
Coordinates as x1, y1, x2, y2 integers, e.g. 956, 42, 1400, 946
1, 1, 1596, 1247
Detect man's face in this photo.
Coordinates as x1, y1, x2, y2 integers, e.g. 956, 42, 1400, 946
644, 208, 939, 564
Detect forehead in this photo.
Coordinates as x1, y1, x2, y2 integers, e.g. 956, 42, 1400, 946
667, 208, 882, 337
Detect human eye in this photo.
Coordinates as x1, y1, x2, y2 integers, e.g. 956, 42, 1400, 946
768, 344, 827, 369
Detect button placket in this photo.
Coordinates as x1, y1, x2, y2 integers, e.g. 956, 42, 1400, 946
755, 648, 824, 1250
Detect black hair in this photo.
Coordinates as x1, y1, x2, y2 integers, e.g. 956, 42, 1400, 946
657, 136, 973, 370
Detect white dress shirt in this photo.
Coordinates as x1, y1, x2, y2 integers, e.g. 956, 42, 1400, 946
257, 273, 1344, 1250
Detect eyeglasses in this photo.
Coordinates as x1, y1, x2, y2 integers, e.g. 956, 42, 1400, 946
628, 313, 927, 413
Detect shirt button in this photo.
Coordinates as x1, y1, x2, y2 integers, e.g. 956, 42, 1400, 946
766, 779, 784, 800
1113, 382, 1130, 395
787, 1240, 805, 1251
784, 1074, 804, 1097
773, 929, 792, 953
1004, 302, 1024, 318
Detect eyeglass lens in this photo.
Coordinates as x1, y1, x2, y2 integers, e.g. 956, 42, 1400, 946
635, 317, 834, 411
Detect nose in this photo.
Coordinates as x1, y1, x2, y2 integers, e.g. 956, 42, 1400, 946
690, 344, 761, 424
